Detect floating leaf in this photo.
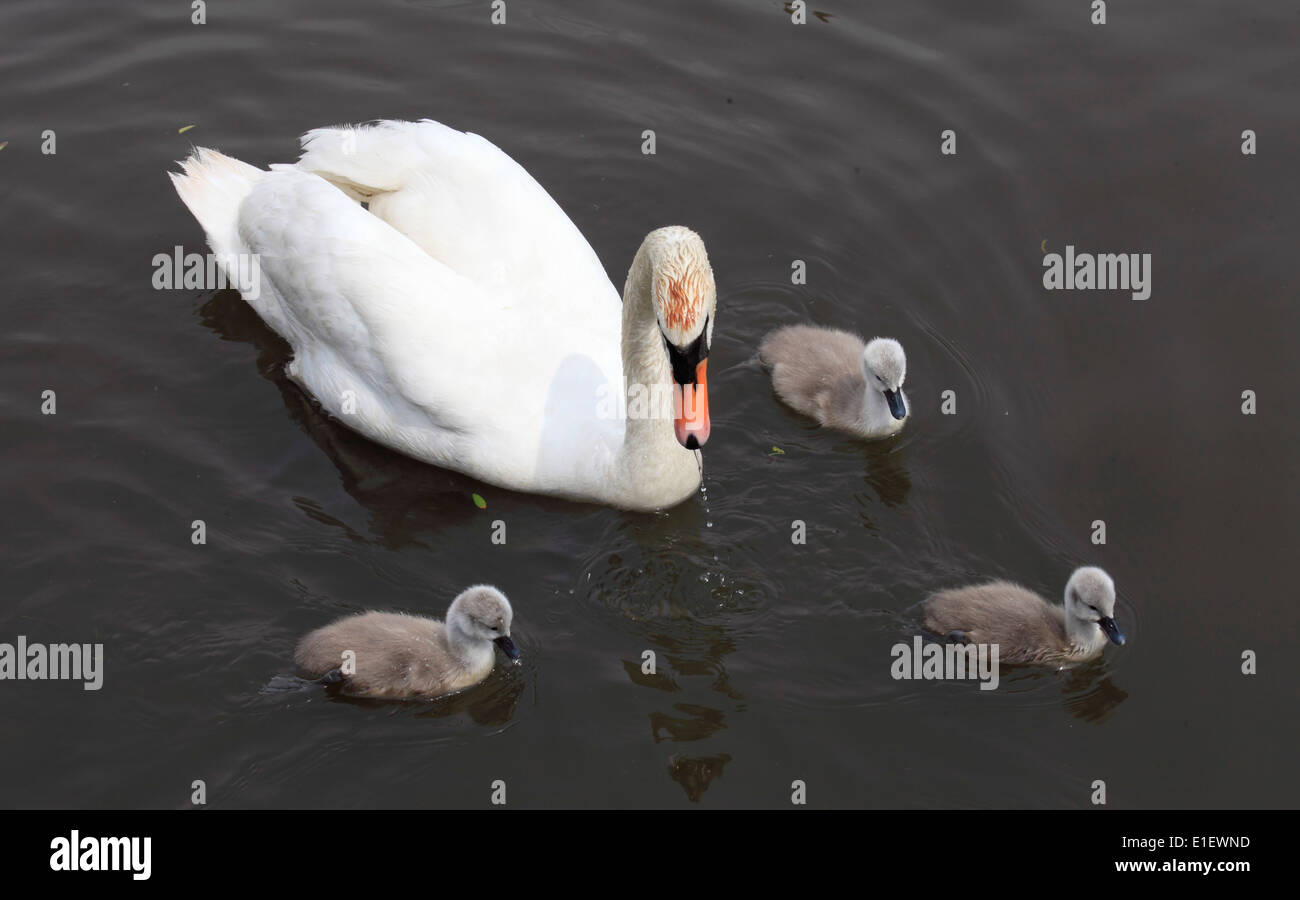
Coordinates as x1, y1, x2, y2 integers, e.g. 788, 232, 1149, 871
178, 125, 196, 134
770, 446, 786, 456
0, 141, 8, 152
472, 493, 487, 509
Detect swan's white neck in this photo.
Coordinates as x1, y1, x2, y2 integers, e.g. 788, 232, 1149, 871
611, 248, 702, 509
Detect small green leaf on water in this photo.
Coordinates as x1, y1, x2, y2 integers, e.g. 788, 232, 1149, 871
178, 125, 196, 134
770, 446, 786, 455
472, 493, 487, 509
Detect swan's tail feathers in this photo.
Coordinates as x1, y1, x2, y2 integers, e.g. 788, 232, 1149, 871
168, 148, 266, 262
296, 119, 468, 200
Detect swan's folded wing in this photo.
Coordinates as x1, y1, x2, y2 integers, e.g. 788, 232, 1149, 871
295, 119, 619, 319
238, 166, 626, 489
240, 168, 521, 435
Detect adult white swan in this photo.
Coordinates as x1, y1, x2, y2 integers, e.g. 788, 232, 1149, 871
170, 120, 716, 511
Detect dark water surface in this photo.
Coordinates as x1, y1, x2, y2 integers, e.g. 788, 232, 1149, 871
2, 0, 1296, 808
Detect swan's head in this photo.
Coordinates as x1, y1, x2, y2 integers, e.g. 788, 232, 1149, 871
1064, 567, 1124, 646
447, 585, 519, 662
861, 338, 907, 420
645, 226, 716, 450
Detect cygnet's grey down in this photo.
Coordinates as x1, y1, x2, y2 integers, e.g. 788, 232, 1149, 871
758, 324, 908, 438
295, 585, 519, 698
922, 566, 1126, 665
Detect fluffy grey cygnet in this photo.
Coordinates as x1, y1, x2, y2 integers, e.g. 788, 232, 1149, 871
923, 567, 1126, 665
758, 324, 908, 438
295, 585, 519, 698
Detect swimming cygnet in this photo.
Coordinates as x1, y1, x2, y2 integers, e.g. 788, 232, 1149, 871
922, 566, 1126, 665
295, 585, 520, 699
758, 325, 908, 438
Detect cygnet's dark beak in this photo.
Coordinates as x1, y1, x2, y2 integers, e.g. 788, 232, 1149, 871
494, 635, 520, 661
1098, 616, 1125, 646
884, 389, 907, 420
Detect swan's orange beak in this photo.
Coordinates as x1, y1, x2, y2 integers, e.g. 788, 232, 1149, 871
674, 359, 710, 450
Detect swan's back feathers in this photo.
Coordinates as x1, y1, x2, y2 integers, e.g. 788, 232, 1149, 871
296, 120, 618, 318
298, 120, 446, 199
759, 324, 867, 432
923, 581, 1069, 665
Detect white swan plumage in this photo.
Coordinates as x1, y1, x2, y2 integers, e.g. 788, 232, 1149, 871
169, 120, 716, 511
